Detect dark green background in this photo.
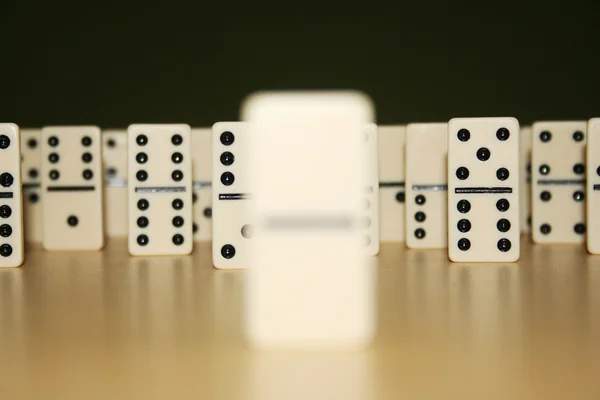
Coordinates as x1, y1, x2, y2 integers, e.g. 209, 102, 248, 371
2, 4, 599, 128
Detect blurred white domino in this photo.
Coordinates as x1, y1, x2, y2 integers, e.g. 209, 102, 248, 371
0, 123, 24, 267
405, 123, 448, 249
587, 118, 600, 254
20, 129, 43, 243
447, 118, 520, 262
519, 126, 532, 233
244, 91, 375, 348
378, 125, 406, 242
531, 121, 587, 244
41, 126, 104, 251
102, 130, 128, 237
212, 122, 252, 269
191, 128, 213, 241
363, 123, 379, 256
128, 124, 193, 256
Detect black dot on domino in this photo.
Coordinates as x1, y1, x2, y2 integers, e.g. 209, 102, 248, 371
573, 163, 585, 175
48, 136, 59, 147
497, 219, 511, 232
82, 152, 93, 163
0, 224, 12, 237
496, 128, 510, 141
137, 199, 149, 210
496, 199, 510, 212
597, 166, 600, 176
172, 234, 184, 245
136, 152, 148, 164
137, 217, 149, 228
67, 215, 78, 227
107, 138, 116, 148
396, 192, 405, 203
241, 224, 254, 238
539, 164, 550, 175
82, 169, 93, 180
137, 234, 149, 246
573, 191, 584, 201
220, 152, 234, 166
172, 216, 184, 227
415, 195, 425, 205
171, 152, 183, 164
457, 200, 471, 213
171, 134, 183, 146
136, 135, 148, 146
81, 136, 92, 147
221, 172, 234, 186
136, 170, 148, 182
193, 223, 198, 233
573, 131, 585, 142
496, 168, 509, 181
107, 167, 117, 177
415, 212, 426, 222
192, 193, 198, 203
497, 238, 511, 252
540, 224, 552, 235
0, 205, 12, 218
0, 173, 13, 188
0, 135, 10, 149
540, 191, 551, 202
49, 153, 59, 163
574, 223, 586, 235
171, 170, 184, 181
476, 147, 491, 161
203, 207, 212, 218
28, 193, 39, 203
27, 138, 38, 149
415, 228, 426, 239
457, 129, 470, 142
172, 199, 184, 210
0, 244, 12, 257
456, 167, 469, 180
540, 131, 552, 142
220, 131, 235, 146
458, 238, 471, 251
457, 219, 471, 233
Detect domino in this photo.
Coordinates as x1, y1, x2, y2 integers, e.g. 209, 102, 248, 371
531, 121, 587, 244
0, 124, 24, 267
519, 126, 532, 233
378, 125, 406, 242
212, 122, 251, 269
128, 124, 193, 256
363, 123, 379, 256
405, 123, 448, 249
102, 130, 128, 237
20, 129, 43, 243
243, 91, 375, 348
41, 126, 104, 251
191, 128, 213, 241
587, 118, 600, 254
447, 118, 520, 262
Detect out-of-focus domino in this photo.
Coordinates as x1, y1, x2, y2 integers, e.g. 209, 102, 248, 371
191, 128, 212, 241
20, 129, 42, 243
103, 130, 128, 237
378, 125, 406, 242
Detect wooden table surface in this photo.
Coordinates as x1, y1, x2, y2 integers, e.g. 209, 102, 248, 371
1, 237, 599, 399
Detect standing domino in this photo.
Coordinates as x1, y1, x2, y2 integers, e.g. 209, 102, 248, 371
531, 121, 586, 244
405, 123, 448, 249
447, 118, 520, 262
587, 119, 600, 254
191, 128, 213, 241
212, 122, 252, 269
20, 129, 43, 243
0, 124, 24, 267
378, 125, 406, 242
103, 130, 128, 237
519, 126, 532, 233
363, 123, 379, 256
244, 92, 375, 348
41, 126, 104, 251
128, 124, 193, 256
